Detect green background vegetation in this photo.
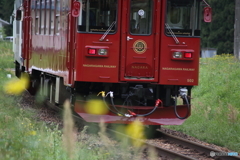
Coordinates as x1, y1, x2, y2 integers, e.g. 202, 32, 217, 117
0, 0, 14, 36
168, 55, 240, 152
201, 0, 235, 54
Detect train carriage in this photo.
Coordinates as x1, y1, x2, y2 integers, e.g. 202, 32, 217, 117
13, 0, 211, 126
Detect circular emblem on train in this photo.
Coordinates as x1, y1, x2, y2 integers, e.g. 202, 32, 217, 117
133, 40, 147, 54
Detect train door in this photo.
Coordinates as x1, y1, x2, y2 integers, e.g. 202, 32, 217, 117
67, 0, 78, 84
120, 0, 158, 81
75, 0, 120, 83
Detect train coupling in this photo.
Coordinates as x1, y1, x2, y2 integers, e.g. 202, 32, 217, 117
179, 88, 188, 98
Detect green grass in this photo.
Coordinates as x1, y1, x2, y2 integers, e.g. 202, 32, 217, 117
0, 41, 14, 69
0, 88, 145, 159
0, 42, 105, 160
0, 73, 125, 160
0, 41, 151, 160
167, 54, 240, 152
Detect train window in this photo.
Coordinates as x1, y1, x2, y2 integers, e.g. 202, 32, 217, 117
77, 0, 118, 33
45, 0, 50, 35
35, 0, 40, 34
130, 0, 153, 35
55, 0, 60, 35
50, 0, 55, 35
31, 0, 36, 34
34, 0, 61, 36
40, 0, 46, 34
169, 7, 181, 24
166, 0, 201, 36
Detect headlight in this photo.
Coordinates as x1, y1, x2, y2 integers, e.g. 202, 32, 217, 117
98, 49, 108, 55
173, 52, 182, 58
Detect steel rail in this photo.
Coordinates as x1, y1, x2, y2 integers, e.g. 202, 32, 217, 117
108, 128, 196, 160
158, 129, 240, 160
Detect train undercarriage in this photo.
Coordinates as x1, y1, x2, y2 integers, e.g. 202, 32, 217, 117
20, 66, 192, 126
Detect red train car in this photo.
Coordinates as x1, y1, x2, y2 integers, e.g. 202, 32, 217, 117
13, 0, 211, 126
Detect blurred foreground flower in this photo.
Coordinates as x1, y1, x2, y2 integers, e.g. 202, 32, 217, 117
63, 100, 75, 159
84, 99, 108, 115
28, 131, 36, 136
4, 74, 29, 95
126, 119, 145, 147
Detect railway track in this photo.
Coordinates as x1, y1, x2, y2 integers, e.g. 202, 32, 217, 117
146, 130, 240, 160
108, 127, 240, 160
22, 93, 239, 160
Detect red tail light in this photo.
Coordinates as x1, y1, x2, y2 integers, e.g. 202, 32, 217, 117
184, 52, 192, 58
88, 48, 96, 54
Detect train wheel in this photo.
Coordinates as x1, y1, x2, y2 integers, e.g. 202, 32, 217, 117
27, 77, 40, 95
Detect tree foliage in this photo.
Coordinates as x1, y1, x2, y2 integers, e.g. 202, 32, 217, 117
0, 0, 14, 36
201, 0, 235, 54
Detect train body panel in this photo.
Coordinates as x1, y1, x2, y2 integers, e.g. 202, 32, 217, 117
29, 0, 71, 84
30, 34, 69, 83
13, 0, 208, 125
75, 32, 121, 83
159, 37, 200, 85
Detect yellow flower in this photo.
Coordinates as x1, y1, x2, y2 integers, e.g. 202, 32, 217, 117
4, 74, 29, 95
84, 99, 108, 115
29, 131, 36, 136
125, 119, 145, 147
